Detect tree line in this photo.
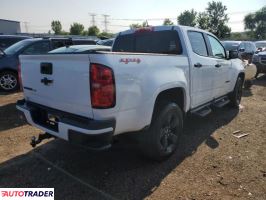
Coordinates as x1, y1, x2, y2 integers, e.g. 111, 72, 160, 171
130, 1, 230, 38
130, 2, 265, 40
51, 21, 113, 38
50, 1, 265, 40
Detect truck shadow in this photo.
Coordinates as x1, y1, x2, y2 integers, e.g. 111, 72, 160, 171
253, 74, 266, 87
0, 102, 26, 131
0, 107, 239, 200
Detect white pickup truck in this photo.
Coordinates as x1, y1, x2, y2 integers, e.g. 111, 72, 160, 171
17, 26, 245, 160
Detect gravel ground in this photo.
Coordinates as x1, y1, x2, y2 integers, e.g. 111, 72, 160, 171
0, 76, 265, 200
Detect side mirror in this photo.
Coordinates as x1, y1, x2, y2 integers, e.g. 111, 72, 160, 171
239, 48, 245, 52
228, 50, 239, 59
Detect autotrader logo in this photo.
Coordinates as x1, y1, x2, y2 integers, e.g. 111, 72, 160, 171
0, 188, 54, 200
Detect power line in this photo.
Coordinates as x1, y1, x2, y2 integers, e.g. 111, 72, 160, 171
89, 13, 97, 26
22, 21, 30, 33
102, 14, 110, 32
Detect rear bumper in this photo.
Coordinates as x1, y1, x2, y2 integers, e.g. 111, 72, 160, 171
16, 99, 115, 150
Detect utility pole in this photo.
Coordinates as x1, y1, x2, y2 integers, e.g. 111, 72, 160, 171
89, 13, 97, 26
23, 21, 29, 33
102, 14, 110, 32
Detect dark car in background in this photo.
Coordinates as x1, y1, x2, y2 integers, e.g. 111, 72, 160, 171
96, 38, 114, 46
0, 37, 96, 92
238, 41, 257, 63
221, 40, 241, 51
252, 51, 266, 78
0, 35, 32, 50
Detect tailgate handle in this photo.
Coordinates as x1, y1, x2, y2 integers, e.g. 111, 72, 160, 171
41, 77, 53, 85
41, 62, 53, 75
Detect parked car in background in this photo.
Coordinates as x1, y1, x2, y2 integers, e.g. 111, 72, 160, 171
49, 45, 111, 54
255, 41, 266, 52
222, 41, 256, 88
0, 37, 95, 92
0, 35, 32, 50
96, 38, 114, 46
72, 39, 97, 45
238, 41, 257, 63
252, 51, 266, 78
17, 25, 245, 161
221, 41, 241, 52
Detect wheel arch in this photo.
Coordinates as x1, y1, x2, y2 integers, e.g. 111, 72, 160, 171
151, 87, 186, 121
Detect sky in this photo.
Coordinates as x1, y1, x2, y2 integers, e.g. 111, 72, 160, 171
0, 0, 265, 33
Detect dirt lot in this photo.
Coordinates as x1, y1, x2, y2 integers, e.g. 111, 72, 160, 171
0, 76, 265, 200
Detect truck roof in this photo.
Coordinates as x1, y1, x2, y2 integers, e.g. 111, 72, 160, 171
119, 25, 218, 39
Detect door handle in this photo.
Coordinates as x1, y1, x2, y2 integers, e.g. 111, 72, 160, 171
215, 64, 222, 68
194, 63, 202, 68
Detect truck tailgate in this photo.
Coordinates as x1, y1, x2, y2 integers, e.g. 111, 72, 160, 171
19, 54, 93, 118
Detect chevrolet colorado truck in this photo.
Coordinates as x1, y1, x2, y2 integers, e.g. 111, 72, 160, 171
17, 26, 245, 160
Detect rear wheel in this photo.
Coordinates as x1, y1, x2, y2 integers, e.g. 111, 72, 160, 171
140, 102, 183, 161
229, 77, 244, 108
0, 71, 19, 92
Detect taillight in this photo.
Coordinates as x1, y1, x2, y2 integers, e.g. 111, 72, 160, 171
18, 62, 23, 91
134, 27, 154, 34
90, 63, 115, 108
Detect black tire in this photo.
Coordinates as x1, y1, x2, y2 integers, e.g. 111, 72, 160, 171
0, 71, 19, 92
229, 77, 244, 108
244, 80, 252, 89
140, 101, 183, 161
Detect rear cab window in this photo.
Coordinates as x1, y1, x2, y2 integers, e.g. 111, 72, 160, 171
113, 30, 182, 55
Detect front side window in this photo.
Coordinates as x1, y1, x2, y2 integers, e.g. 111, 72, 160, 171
4, 40, 32, 55
22, 41, 50, 55
207, 35, 225, 59
188, 31, 208, 56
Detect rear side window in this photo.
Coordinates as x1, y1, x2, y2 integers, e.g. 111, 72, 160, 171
52, 40, 66, 49
22, 41, 50, 55
188, 31, 208, 56
0, 38, 21, 49
113, 30, 182, 54
73, 40, 96, 45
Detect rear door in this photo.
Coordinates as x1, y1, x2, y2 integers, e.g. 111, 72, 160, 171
187, 30, 216, 108
20, 54, 93, 118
